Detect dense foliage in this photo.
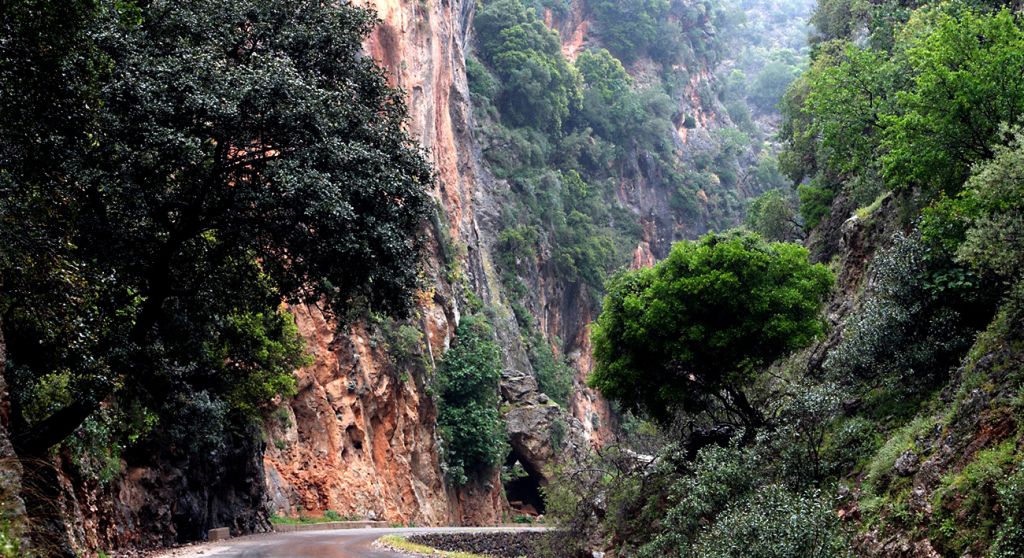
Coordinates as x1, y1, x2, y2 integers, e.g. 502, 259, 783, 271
547, 385, 854, 558
744, 188, 803, 241
589, 231, 833, 426
474, 0, 582, 131
435, 316, 506, 485
590, 0, 731, 66
783, 4, 1024, 216
0, 0, 431, 463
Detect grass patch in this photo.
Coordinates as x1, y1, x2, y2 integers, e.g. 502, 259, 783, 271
377, 535, 493, 558
864, 415, 937, 496
930, 438, 1020, 555
269, 511, 359, 525
854, 192, 890, 221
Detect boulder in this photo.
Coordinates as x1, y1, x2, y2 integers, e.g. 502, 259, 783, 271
500, 370, 541, 406
894, 451, 920, 477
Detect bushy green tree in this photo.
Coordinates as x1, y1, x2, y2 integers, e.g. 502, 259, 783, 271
474, 0, 581, 131
435, 316, 506, 485
589, 231, 833, 426
802, 42, 895, 197
796, 182, 836, 230
748, 61, 799, 112
589, 0, 671, 63
0, 0, 431, 459
745, 189, 802, 242
787, 4, 1024, 229
574, 48, 646, 145
882, 6, 1024, 195
940, 132, 1024, 281
921, 129, 1024, 289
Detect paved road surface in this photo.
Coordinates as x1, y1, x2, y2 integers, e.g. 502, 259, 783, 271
154, 527, 546, 558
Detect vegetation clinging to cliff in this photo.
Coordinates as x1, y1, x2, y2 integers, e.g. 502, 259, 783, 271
435, 316, 507, 485
782, 4, 1024, 213
0, 0, 431, 472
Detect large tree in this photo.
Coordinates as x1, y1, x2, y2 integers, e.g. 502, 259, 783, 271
589, 231, 833, 430
0, 0, 431, 461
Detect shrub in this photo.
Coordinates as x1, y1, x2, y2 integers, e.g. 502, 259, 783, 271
992, 466, 1024, 557
797, 183, 835, 230
589, 0, 671, 63
435, 316, 506, 485
529, 336, 573, 406
590, 231, 833, 426
473, 0, 581, 131
745, 188, 802, 242
693, 485, 850, 558
824, 232, 986, 388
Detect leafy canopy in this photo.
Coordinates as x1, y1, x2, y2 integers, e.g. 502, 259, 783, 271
784, 4, 1024, 224
474, 0, 581, 131
744, 188, 803, 242
0, 0, 432, 455
882, 6, 1024, 195
589, 0, 671, 63
435, 316, 506, 485
589, 231, 833, 424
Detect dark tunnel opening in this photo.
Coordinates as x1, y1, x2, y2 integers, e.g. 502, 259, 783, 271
503, 449, 546, 515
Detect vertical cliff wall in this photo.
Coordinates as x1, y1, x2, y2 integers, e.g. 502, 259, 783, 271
261, 0, 512, 526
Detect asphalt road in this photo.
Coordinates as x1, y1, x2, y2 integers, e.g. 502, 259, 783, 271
153, 527, 546, 558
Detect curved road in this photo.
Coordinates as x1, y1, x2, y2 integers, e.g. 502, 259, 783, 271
154, 527, 546, 558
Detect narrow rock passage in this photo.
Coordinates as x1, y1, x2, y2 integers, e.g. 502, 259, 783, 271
151, 527, 546, 558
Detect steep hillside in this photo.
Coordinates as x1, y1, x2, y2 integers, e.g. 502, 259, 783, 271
261, 0, 784, 531
536, 1, 1024, 556
0, 0, 806, 554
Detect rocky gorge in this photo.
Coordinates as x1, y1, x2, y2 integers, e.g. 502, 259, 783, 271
0, 0, 813, 554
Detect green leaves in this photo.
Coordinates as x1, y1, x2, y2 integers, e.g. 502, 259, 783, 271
589, 0, 670, 63
0, 0, 432, 454
435, 316, 506, 485
589, 231, 833, 423
881, 7, 1024, 195
786, 4, 1024, 228
475, 0, 581, 132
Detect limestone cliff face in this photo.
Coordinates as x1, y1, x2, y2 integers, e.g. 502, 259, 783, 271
261, 0, 509, 526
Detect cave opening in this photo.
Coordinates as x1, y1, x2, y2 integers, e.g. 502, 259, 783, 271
503, 449, 546, 515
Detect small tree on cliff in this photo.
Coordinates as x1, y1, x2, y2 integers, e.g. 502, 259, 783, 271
589, 231, 833, 432
435, 316, 506, 485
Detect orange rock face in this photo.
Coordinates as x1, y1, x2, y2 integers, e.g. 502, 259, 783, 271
263, 305, 501, 525
262, 0, 506, 526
